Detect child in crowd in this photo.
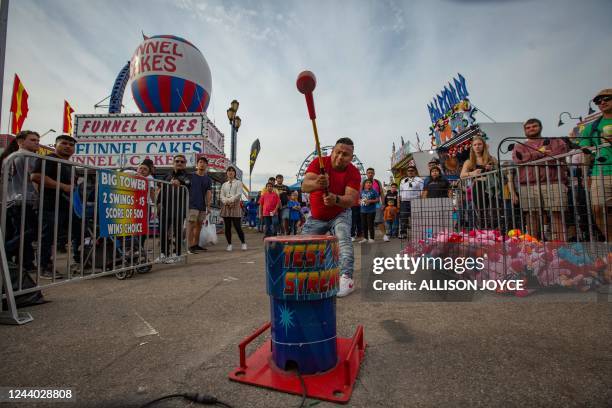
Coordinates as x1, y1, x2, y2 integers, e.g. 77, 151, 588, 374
360, 180, 379, 243
383, 183, 399, 240
287, 191, 301, 235
422, 166, 451, 198
383, 199, 398, 242
259, 182, 280, 237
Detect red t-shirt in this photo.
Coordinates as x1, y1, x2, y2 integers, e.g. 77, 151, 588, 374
260, 191, 280, 215
306, 156, 361, 221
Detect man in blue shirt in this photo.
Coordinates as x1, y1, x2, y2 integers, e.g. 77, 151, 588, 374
188, 157, 212, 253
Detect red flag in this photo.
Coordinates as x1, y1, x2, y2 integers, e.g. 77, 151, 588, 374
63, 100, 75, 134
9, 74, 29, 134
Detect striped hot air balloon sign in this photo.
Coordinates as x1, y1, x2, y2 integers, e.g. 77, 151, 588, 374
129, 35, 212, 113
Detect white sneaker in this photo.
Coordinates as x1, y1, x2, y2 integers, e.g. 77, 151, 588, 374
351, 237, 355, 242
241, 243, 247, 250
226, 245, 233, 251
337, 275, 355, 297
164, 254, 178, 264
359, 239, 368, 244
368, 239, 375, 243
383, 235, 390, 242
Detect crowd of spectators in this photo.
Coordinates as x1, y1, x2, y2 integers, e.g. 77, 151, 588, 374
393, 89, 611, 243
0, 140, 217, 276
1, 89, 609, 293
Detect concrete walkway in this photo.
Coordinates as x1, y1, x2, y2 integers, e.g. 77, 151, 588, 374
1, 230, 610, 407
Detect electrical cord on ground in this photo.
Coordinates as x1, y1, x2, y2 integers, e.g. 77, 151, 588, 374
296, 370, 307, 408
139, 393, 184, 408
139, 392, 235, 408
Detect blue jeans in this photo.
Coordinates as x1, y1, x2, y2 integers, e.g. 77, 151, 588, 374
263, 216, 278, 237
392, 216, 399, 237
248, 213, 257, 227
385, 220, 396, 237
384, 217, 399, 237
301, 209, 353, 278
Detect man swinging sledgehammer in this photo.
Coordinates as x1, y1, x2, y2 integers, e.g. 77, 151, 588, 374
300, 137, 361, 297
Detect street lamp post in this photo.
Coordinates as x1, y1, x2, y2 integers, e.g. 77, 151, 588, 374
557, 111, 582, 127
587, 101, 597, 116
0, 1, 8, 129
226, 99, 242, 165
41, 129, 56, 138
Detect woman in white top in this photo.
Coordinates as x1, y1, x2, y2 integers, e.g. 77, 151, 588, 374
220, 166, 246, 251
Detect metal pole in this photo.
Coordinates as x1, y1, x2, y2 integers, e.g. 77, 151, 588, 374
231, 122, 237, 164
0, 225, 33, 325
0, 0, 9, 130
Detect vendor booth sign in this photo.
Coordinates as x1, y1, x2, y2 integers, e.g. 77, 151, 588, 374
72, 113, 224, 169
75, 113, 204, 137
199, 153, 243, 180
205, 121, 225, 154
73, 138, 202, 168
97, 170, 149, 237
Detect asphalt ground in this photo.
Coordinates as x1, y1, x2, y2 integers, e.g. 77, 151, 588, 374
1, 230, 611, 408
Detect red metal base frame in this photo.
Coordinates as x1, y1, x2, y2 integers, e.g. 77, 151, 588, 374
229, 322, 366, 404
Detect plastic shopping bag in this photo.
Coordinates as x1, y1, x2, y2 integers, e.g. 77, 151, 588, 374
207, 218, 218, 245
199, 215, 218, 246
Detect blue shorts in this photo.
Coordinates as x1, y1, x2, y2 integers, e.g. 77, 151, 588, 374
281, 207, 291, 220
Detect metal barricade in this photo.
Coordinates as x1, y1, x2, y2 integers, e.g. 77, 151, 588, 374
0, 151, 189, 324
400, 139, 611, 292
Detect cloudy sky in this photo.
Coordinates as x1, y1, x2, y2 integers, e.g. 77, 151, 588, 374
2, 0, 611, 188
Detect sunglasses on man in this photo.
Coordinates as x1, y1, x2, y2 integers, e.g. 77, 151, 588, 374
594, 96, 611, 105
174, 159, 186, 163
